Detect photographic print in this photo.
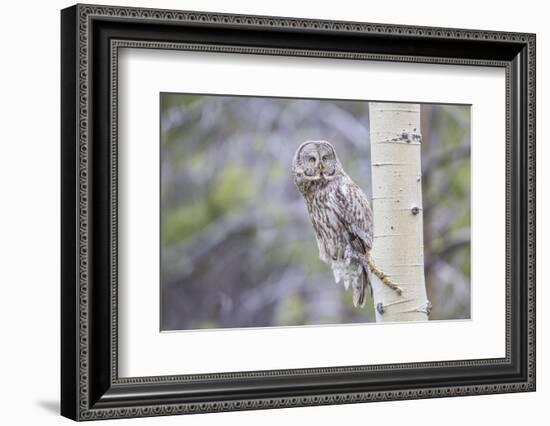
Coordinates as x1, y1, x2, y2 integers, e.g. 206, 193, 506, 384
61, 7, 535, 418
160, 93, 471, 331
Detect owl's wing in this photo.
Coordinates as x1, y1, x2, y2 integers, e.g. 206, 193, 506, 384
332, 180, 373, 252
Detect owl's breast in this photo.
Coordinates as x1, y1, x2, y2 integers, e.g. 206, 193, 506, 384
305, 185, 348, 262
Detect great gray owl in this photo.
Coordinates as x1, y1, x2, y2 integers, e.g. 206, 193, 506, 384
292, 140, 401, 308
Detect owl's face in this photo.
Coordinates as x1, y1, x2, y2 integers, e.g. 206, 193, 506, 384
292, 140, 342, 187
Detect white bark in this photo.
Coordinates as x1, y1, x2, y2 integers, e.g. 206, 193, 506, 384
368, 103, 430, 322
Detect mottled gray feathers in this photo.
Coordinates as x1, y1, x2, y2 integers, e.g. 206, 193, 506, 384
292, 140, 373, 308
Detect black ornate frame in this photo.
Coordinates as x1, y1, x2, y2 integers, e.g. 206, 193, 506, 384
61, 3, 536, 421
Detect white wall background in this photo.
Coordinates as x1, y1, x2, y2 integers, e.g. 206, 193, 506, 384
0, 0, 545, 424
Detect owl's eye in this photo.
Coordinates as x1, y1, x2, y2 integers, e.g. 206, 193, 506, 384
322, 155, 328, 161
308, 156, 316, 164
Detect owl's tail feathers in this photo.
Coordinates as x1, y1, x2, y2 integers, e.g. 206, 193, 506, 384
365, 255, 403, 296
353, 268, 370, 308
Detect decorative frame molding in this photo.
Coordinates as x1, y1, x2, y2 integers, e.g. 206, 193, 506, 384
61, 3, 535, 421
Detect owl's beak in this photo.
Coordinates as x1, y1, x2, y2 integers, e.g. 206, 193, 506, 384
319, 163, 325, 172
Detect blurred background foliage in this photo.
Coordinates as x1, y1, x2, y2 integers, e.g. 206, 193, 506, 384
160, 94, 471, 331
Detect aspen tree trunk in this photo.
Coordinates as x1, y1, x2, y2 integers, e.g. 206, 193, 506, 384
368, 103, 430, 323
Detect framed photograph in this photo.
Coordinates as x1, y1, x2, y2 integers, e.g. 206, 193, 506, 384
61, 4, 536, 421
